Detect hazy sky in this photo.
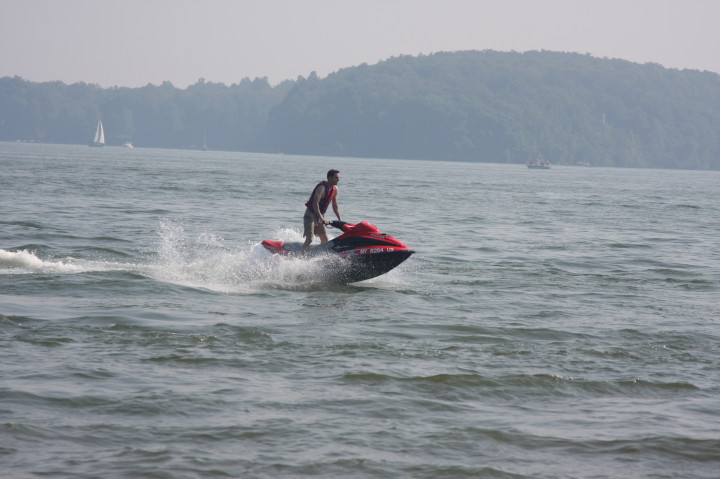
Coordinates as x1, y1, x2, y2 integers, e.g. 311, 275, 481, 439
2, 0, 719, 88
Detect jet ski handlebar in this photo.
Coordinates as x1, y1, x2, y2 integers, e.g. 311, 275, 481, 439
329, 220, 348, 229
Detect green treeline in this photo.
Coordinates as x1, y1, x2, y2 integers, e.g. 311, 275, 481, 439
2, 50, 720, 169
0, 76, 291, 151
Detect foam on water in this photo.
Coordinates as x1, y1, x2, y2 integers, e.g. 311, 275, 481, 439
0, 248, 51, 271
0, 249, 96, 274
147, 219, 412, 292
0, 219, 411, 293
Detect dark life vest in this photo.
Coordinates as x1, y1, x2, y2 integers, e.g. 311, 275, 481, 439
305, 181, 336, 215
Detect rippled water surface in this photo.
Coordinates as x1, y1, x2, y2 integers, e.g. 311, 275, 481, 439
2, 143, 719, 478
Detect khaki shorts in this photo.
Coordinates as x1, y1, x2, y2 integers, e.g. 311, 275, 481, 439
303, 209, 327, 238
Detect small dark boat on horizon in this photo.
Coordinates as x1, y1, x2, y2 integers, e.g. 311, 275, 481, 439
527, 159, 551, 169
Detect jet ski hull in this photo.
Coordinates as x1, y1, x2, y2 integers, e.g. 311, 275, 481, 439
329, 249, 414, 283
261, 221, 414, 283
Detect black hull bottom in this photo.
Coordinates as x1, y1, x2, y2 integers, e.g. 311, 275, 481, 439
318, 251, 414, 284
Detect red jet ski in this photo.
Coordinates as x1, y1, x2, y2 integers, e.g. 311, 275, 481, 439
261, 221, 414, 283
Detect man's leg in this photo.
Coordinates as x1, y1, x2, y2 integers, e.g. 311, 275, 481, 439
316, 221, 329, 243
302, 213, 315, 251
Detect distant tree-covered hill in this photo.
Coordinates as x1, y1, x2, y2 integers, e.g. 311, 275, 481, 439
0, 76, 291, 151
2, 50, 720, 169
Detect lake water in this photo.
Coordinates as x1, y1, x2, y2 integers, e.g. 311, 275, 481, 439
1, 142, 719, 478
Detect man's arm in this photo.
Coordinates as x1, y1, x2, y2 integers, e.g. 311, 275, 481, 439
331, 194, 341, 221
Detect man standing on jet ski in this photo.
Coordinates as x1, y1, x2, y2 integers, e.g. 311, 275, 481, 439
303, 169, 342, 250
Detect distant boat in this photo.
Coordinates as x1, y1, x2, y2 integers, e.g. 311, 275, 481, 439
89, 121, 105, 147
202, 131, 207, 151
527, 159, 551, 169
123, 141, 134, 148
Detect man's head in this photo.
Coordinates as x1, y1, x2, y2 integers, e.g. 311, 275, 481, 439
327, 169, 340, 184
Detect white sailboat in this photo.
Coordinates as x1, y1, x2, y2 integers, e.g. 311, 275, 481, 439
89, 121, 105, 147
